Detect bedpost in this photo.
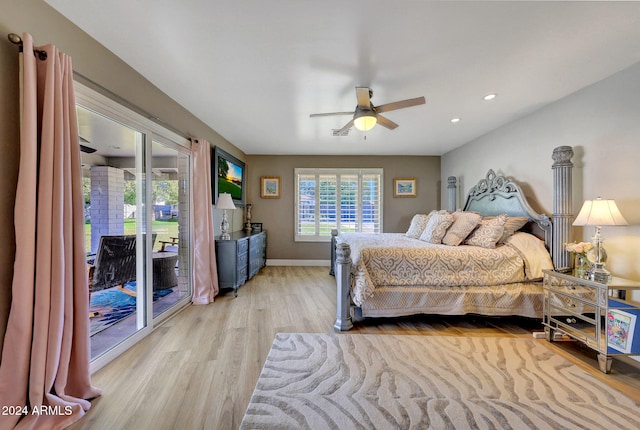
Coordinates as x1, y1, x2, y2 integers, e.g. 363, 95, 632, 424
330, 229, 338, 275
447, 176, 457, 211
552, 145, 574, 271
334, 243, 353, 331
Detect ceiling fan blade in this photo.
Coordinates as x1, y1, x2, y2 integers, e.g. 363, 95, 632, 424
80, 144, 97, 153
337, 119, 355, 135
310, 111, 354, 118
376, 114, 399, 130
375, 96, 426, 114
355, 87, 371, 108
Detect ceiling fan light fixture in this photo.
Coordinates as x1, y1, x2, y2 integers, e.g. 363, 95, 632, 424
353, 108, 377, 131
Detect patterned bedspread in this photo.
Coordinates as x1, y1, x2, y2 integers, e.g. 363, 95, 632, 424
336, 233, 527, 306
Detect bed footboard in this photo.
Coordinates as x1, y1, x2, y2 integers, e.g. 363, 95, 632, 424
333, 242, 353, 331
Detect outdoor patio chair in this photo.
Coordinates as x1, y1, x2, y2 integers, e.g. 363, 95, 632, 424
88, 235, 137, 293
87, 233, 158, 292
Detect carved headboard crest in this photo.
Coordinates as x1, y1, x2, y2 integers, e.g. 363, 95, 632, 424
468, 169, 518, 200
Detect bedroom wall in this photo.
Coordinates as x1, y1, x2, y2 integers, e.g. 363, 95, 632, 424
0, 0, 243, 353
246, 155, 441, 262
441, 61, 640, 286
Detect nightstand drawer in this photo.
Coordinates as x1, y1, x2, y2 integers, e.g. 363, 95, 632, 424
543, 269, 640, 373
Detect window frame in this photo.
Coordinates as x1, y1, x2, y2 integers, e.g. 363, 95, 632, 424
294, 168, 383, 242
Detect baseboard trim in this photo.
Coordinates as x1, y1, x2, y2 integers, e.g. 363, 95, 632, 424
267, 259, 330, 267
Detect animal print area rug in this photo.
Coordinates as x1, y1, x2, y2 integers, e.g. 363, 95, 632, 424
240, 333, 640, 430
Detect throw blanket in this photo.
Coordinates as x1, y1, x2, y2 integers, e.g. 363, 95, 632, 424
337, 233, 525, 306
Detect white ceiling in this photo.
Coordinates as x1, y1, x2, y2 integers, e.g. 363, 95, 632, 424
45, 1, 640, 156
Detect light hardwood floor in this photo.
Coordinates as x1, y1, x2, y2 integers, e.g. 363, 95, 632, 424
68, 266, 640, 430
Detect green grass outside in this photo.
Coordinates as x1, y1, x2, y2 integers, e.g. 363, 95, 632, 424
85, 219, 179, 252
218, 178, 242, 200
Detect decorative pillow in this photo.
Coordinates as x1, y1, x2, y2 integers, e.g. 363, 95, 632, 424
419, 211, 454, 244
405, 211, 435, 239
442, 211, 482, 246
498, 216, 530, 243
465, 214, 508, 249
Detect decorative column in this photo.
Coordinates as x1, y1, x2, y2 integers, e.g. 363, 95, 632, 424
552, 145, 574, 271
447, 176, 457, 211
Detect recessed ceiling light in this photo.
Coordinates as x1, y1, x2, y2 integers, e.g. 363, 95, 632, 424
483, 93, 497, 101
450, 118, 461, 123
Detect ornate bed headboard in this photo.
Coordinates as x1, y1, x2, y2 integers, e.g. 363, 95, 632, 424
447, 146, 574, 271
461, 169, 552, 250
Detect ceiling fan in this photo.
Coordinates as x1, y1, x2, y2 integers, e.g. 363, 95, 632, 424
310, 87, 426, 135
79, 136, 97, 153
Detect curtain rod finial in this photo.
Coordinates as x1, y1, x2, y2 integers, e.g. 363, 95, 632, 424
8, 33, 23, 45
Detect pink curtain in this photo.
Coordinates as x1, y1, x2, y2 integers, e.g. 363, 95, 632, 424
191, 139, 219, 304
0, 33, 101, 430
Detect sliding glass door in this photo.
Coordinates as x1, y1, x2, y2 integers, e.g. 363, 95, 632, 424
76, 83, 192, 370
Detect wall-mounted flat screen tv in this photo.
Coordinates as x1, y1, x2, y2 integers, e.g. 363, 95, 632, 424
212, 146, 246, 206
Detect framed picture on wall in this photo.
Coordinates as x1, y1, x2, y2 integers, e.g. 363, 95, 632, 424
261, 176, 280, 198
212, 146, 246, 206
394, 178, 417, 197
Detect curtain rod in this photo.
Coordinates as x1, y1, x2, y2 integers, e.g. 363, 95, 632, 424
8, 32, 191, 141
7, 33, 48, 60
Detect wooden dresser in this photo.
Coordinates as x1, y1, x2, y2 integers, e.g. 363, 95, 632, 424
215, 230, 267, 296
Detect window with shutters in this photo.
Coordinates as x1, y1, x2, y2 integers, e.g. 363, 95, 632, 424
295, 168, 383, 241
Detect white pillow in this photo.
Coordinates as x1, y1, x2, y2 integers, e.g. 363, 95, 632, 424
419, 211, 454, 244
442, 211, 482, 246
506, 232, 554, 279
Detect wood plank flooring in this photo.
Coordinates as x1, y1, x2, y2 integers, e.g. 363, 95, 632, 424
68, 266, 640, 430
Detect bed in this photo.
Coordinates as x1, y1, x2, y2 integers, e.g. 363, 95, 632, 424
331, 146, 575, 331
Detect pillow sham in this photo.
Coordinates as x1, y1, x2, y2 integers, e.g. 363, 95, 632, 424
498, 216, 530, 243
505, 231, 554, 279
405, 211, 435, 239
465, 214, 508, 249
442, 211, 482, 246
419, 211, 454, 244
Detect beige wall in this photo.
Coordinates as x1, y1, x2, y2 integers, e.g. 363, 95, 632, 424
442, 62, 640, 285
0, 0, 242, 349
246, 155, 441, 261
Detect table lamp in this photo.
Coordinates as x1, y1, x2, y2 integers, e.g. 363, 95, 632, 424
217, 193, 236, 240
572, 197, 628, 282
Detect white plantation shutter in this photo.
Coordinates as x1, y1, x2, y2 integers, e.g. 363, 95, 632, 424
361, 173, 381, 233
296, 174, 316, 238
295, 168, 383, 241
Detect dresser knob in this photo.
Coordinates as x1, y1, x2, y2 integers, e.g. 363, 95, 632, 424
566, 318, 576, 324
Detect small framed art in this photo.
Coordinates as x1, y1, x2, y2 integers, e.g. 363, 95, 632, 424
261, 176, 280, 198
393, 178, 417, 197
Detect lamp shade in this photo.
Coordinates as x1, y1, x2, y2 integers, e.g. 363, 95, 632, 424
572, 197, 628, 227
216, 193, 236, 210
353, 108, 377, 131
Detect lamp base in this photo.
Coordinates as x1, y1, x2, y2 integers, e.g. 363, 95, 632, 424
589, 263, 611, 284
220, 210, 231, 240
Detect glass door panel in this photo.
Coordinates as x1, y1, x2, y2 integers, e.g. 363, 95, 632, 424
150, 139, 191, 319
78, 105, 149, 360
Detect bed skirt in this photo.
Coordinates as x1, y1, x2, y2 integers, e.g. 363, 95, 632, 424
357, 282, 544, 319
